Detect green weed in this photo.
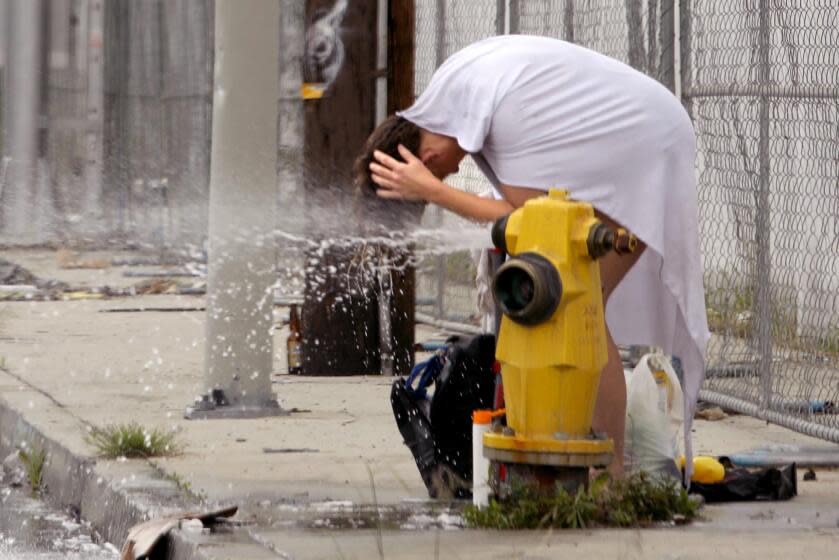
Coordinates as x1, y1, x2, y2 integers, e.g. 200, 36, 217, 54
18, 446, 47, 496
463, 472, 699, 530
162, 469, 207, 502
86, 422, 180, 459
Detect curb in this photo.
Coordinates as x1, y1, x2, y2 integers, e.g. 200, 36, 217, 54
0, 393, 275, 559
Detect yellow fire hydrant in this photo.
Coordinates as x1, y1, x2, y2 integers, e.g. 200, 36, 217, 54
484, 189, 635, 493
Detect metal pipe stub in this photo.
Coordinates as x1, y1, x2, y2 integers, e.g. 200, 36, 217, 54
587, 223, 638, 258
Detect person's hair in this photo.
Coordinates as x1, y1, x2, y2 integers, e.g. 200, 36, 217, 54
352, 115, 426, 232
353, 115, 421, 195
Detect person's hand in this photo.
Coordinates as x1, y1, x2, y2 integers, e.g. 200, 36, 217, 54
369, 145, 440, 202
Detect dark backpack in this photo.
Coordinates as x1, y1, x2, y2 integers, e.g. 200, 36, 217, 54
390, 335, 496, 499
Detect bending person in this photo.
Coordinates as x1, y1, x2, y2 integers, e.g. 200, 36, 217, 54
355, 35, 710, 476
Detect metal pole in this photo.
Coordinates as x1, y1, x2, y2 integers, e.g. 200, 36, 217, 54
0, 0, 6, 71
375, 0, 393, 374
683, 84, 839, 100
434, 0, 445, 64
48, 0, 71, 69
495, 0, 505, 36
625, 0, 645, 71
563, 0, 574, 43
508, 0, 519, 34
678, 0, 692, 116
433, 0, 446, 320
378, 263, 394, 375
1, 0, 43, 243
659, 0, 675, 92
187, 0, 284, 419
375, 0, 388, 124
756, 0, 773, 415
277, 0, 305, 235
0, 0, 8, 157
83, 0, 104, 233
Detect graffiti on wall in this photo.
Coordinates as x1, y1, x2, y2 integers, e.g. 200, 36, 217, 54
305, 0, 349, 90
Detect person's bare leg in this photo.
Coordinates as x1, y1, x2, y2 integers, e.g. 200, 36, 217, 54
594, 326, 627, 476
591, 211, 646, 478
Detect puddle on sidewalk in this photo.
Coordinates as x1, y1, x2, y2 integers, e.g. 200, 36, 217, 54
0, 484, 119, 560
252, 499, 465, 531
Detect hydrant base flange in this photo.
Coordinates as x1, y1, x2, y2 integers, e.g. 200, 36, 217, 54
483, 431, 613, 468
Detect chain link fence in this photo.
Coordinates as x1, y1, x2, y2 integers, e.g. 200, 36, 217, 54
413, 0, 839, 442
685, 0, 839, 440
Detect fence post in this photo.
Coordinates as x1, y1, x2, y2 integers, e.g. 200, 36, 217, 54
432, 0, 446, 320
386, 0, 418, 375
563, 0, 574, 43
658, 0, 675, 91
508, 0, 519, 34
277, 0, 306, 256
756, 0, 773, 415
626, 0, 645, 71
678, 0, 692, 115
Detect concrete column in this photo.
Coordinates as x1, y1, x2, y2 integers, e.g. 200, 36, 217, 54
1, 0, 43, 243
187, 0, 283, 419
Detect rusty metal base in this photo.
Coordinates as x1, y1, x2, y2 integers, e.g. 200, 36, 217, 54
484, 436, 613, 498
490, 461, 592, 498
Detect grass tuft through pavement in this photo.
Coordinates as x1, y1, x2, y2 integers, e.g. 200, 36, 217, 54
86, 421, 180, 459
18, 446, 47, 496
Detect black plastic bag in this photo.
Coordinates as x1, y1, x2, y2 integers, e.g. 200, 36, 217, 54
690, 460, 797, 503
390, 335, 496, 499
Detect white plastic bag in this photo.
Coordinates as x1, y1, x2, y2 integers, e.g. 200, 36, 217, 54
624, 353, 684, 476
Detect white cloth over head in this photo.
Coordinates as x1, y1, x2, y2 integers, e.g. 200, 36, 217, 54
399, 35, 710, 471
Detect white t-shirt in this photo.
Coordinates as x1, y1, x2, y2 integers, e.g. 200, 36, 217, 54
399, 35, 710, 464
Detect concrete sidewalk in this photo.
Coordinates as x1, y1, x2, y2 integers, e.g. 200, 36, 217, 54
1, 249, 839, 559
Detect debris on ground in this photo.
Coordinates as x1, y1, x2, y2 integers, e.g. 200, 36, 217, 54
695, 405, 728, 421
262, 447, 320, 454
690, 461, 797, 502
112, 254, 206, 267
0, 258, 69, 299
57, 248, 110, 269
122, 262, 206, 279
804, 469, 817, 481
728, 444, 839, 469
0, 258, 39, 285
101, 306, 206, 313
120, 505, 237, 560
130, 278, 207, 295
61, 290, 106, 301
1, 451, 26, 488
131, 278, 180, 295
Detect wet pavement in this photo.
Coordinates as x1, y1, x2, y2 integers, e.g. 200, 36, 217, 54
0, 483, 119, 560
